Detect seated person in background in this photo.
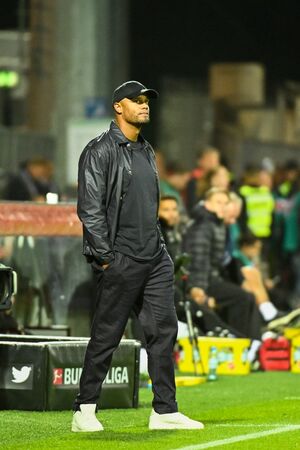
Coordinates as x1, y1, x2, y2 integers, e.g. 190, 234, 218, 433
159, 195, 249, 339
4, 157, 60, 202
223, 200, 300, 329
234, 233, 300, 323
183, 187, 264, 353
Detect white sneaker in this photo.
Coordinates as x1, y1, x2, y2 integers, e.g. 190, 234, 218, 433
267, 307, 300, 331
71, 404, 104, 432
149, 409, 204, 430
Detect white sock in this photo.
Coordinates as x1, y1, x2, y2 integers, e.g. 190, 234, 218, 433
259, 302, 278, 321
248, 339, 261, 363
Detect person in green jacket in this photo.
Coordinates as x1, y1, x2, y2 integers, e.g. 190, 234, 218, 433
273, 159, 300, 302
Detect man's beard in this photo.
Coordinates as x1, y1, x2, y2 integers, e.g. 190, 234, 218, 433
129, 116, 150, 126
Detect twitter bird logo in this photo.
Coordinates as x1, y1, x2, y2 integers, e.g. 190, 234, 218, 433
11, 366, 32, 383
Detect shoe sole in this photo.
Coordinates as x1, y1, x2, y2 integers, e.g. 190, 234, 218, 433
149, 423, 204, 430
71, 424, 103, 432
268, 308, 300, 330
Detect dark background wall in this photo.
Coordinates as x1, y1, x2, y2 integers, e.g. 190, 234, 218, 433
2, 0, 299, 84
129, 0, 300, 84
0, 0, 30, 29
128, 0, 300, 144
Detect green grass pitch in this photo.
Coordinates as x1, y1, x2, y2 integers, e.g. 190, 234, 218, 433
1, 372, 300, 450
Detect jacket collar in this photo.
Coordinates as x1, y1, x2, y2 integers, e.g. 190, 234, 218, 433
191, 202, 223, 224
110, 120, 146, 146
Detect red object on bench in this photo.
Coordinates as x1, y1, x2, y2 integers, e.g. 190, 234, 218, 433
259, 337, 291, 371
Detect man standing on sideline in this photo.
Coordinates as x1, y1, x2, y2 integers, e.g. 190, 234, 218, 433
72, 81, 203, 432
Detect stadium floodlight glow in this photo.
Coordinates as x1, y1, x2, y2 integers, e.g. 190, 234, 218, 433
0, 70, 19, 88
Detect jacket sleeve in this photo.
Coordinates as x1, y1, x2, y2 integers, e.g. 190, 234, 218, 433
184, 222, 212, 291
77, 146, 114, 265
157, 218, 166, 246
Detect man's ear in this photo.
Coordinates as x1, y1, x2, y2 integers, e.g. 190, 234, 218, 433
113, 102, 122, 115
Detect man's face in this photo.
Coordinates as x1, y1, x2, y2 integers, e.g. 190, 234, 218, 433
159, 199, 180, 227
205, 192, 229, 219
28, 163, 48, 181
199, 151, 219, 173
223, 201, 242, 225
211, 167, 230, 190
242, 240, 262, 260
115, 95, 150, 126
286, 169, 298, 182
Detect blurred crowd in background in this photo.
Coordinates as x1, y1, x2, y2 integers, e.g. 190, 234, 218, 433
157, 147, 300, 356
157, 146, 300, 304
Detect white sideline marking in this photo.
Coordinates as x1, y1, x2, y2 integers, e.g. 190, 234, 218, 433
173, 425, 300, 450
214, 423, 292, 427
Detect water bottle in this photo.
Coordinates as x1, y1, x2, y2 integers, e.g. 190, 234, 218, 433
207, 346, 218, 381
242, 348, 249, 364
294, 347, 300, 365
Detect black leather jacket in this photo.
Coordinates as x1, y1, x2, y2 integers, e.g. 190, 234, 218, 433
77, 121, 161, 265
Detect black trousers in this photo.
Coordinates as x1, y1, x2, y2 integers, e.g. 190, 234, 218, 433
74, 249, 178, 414
176, 301, 246, 338
174, 285, 245, 338
207, 279, 262, 341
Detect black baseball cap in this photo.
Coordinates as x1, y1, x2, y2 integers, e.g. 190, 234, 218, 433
112, 80, 159, 104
